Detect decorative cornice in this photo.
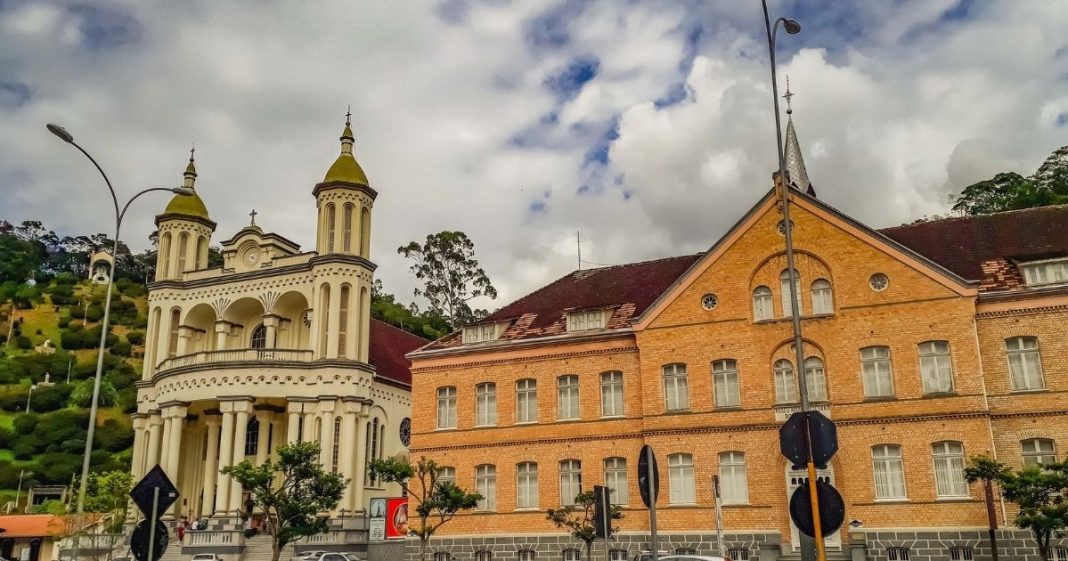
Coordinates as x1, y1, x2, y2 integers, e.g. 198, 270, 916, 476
154, 212, 217, 230
149, 357, 376, 383
312, 180, 378, 200
976, 303, 1068, 319
410, 341, 638, 372
149, 254, 377, 290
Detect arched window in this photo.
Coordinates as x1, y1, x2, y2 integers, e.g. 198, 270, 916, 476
557, 375, 579, 420
752, 286, 773, 321
919, 341, 953, 393
360, 207, 371, 256
365, 417, 381, 486
1006, 336, 1044, 390
176, 232, 189, 273
860, 346, 894, 398
516, 462, 538, 509
343, 203, 354, 253
603, 457, 628, 505
562, 551, 580, 561
338, 285, 350, 358
780, 270, 803, 317
318, 284, 331, 357
516, 379, 537, 423
159, 232, 172, 278
712, 359, 740, 408
662, 363, 689, 411
804, 357, 828, 402
325, 204, 336, 252
148, 307, 161, 369
244, 417, 259, 456
773, 359, 796, 404
872, 444, 906, 499
475, 464, 496, 510
250, 324, 267, 349
667, 453, 695, 504
932, 441, 967, 497
600, 371, 624, 417
196, 236, 208, 269
718, 451, 748, 504
167, 308, 181, 358
810, 279, 833, 314
1022, 438, 1057, 466
331, 418, 342, 474
437, 386, 457, 429
476, 382, 497, 426
559, 460, 582, 506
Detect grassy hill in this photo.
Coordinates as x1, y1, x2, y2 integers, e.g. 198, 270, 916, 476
0, 274, 147, 511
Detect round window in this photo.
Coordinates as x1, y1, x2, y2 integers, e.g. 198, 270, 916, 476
777, 220, 794, 235
399, 417, 412, 447
869, 273, 889, 292
701, 293, 719, 311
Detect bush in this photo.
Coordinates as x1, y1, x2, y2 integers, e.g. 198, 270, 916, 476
13, 441, 36, 461
96, 419, 133, 452
70, 379, 118, 408
31, 452, 82, 485
57, 314, 72, 328
29, 384, 72, 413
0, 460, 23, 488
53, 273, 78, 285
14, 335, 32, 349
0, 427, 12, 448
125, 330, 145, 346
109, 339, 132, 357
0, 389, 29, 412
84, 305, 104, 322
12, 413, 37, 434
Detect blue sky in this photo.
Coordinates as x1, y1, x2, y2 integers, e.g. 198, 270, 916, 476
1, 0, 1067, 307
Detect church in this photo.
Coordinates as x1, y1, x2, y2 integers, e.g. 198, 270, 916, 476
406, 111, 1068, 561
132, 118, 426, 557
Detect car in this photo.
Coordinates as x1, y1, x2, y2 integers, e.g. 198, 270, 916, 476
191, 554, 224, 561
342, 554, 364, 561
636, 555, 725, 561
292, 552, 326, 561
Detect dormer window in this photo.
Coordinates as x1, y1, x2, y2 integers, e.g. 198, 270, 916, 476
567, 309, 608, 332
463, 322, 505, 344
1020, 258, 1068, 286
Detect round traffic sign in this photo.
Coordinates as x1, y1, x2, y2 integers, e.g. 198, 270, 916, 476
789, 480, 845, 538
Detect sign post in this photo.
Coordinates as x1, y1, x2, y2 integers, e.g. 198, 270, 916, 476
712, 476, 726, 558
129, 465, 178, 561
638, 445, 659, 561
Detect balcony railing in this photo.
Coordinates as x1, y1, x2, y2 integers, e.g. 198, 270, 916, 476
158, 348, 315, 373
186, 529, 243, 547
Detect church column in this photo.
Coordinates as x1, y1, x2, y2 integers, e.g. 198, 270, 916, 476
301, 402, 319, 442
338, 399, 359, 512
262, 315, 280, 349
308, 285, 322, 358
319, 399, 337, 473
176, 326, 194, 357
286, 401, 303, 444
161, 404, 188, 517
155, 310, 174, 369
358, 285, 371, 362
255, 412, 271, 466
130, 415, 147, 479
214, 405, 235, 516
214, 321, 232, 351
146, 413, 164, 470
200, 417, 220, 518
229, 401, 252, 512
351, 404, 371, 511
326, 282, 341, 358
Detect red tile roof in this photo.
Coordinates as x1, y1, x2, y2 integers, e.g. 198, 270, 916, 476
0, 515, 65, 538
368, 319, 427, 388
880, 205, 1068, 283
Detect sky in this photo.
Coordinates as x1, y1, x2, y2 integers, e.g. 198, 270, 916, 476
2, 0, 1068, 311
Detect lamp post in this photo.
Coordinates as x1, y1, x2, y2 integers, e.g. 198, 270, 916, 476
13, 470, 31, 514
24, 384, 37, 414
46, 123, 194, 513
761, 4, 827, 561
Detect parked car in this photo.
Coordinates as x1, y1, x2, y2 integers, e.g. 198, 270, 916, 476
191, 554, 225, 561
292, 551, 326, 561
637, 554, 725, 561
341, 554, 364, 561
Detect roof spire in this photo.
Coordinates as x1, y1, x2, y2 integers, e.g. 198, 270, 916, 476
322, 109, 369, 185
781, 79, 815, 196
783, 75, 794, 114
183, 142, 197, 189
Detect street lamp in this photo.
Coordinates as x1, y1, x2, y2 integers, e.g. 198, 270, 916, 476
46, 123, 194, 513
24, 384, 37, 414
13, 470, 31, 514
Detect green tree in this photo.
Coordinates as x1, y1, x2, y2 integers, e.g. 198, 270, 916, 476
1001, 464, 1068, 561
221, 442, 346, 561
369, 456, 481, 561
545, 490, 623, 561
397, 231, 497, 327
70, 379, 119, 408
84, 470, 134, 533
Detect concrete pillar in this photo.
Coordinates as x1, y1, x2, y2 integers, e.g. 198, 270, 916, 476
319, 400, 337, 473
326, 282, 341, 358
176, 325, 194, 357
229, 403, 251, 512
339, 400, 359, 512
146, 414, 164, 470
351, 405, 370, 511
255, 414, 271, 465
214, 406, 235, 516
263, 315, 280, 349
286, 402, 302, 444
161, 405, 187, 517
301, 402, 319, 443
200, 419, 220, 518
130, 415, 147, 479
358, 285, 371, 362
214, 321, 232, 351
159, 417, 173, 476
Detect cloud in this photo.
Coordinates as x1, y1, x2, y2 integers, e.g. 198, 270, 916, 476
1, 0, 1067, 313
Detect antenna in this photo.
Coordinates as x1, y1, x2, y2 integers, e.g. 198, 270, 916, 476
577, 230, 582, 271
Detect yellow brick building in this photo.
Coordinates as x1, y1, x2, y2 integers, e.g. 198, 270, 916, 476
408, 186, 1068, 561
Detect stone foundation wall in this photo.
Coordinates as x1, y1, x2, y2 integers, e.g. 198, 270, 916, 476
852, 529, 1068, 561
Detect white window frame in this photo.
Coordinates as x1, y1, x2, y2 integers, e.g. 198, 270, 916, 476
1022, 438, 1057, 466
663, 363, 690, 411
810, 279, 833, 315
600, 371, 625, 417
668, 453, 696, 504
475, 464, 496, 511
931, 441, 968, 498
1020, 258, 1068, 286
475, 382, 497, 427
559, 459, 582, 506
774, 359, 797, 404
780, 269, 803, 317
872, 444, 907, 500
436, 386, 457, 429
1050, 546, 1068, 561
463, 322, 503, 344
753, 286, 774, 321
516, 378, 538, 424
438, 466, 455, 487
861, 346, 895, 398
567, 310, 607, 332
562, 550, 581, 561
476, 552, 492, 561
557, 375, 580, 420
919, 341, 954, 394
718, 451, 749, 505
728, 549, 750, 561
1006, 336, 1045, 391
604, 457, 628, 505
804, 357, 828, 402
608, 551, 628, 561
516, 462, 539, 510
712, 359, 740, 408
433, 553, 450, 561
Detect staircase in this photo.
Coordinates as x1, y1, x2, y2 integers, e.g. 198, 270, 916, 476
242, 534, 293, 561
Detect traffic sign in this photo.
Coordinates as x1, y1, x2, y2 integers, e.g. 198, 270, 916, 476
637, 445, 659, 509
779, 411, 838, 468
130, 520, 169, 561
129, 465, 179, 520
789, 480, 845, 538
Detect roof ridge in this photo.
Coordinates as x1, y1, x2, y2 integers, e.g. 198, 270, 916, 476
571, 252, 704, 274
370, 317, 429, 342
882, 204, 1068, 232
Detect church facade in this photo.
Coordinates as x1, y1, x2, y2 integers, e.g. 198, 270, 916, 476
132, 120, 425, 556
407, 125, 1068, 560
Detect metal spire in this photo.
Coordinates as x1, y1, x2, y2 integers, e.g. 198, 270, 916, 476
782, 78, 813, 195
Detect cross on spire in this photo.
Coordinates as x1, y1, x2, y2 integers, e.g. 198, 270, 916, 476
249, 209, 257, 226
783, 75, 795, 115
189, 142, 195, 162
345, 105, 351, 126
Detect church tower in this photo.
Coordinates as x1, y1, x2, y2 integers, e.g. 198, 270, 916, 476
313, 113, 374, 258
155, 149, 216, 280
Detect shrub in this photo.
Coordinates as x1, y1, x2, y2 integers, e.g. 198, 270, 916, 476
0, 427, 12, 448
126, 330, 145, 346
13, 441, 36, 461
57, 315, 71, 328
32, 452, 82, 485
109, 339, 132, 357
96, 419, 133, 452
0, 389, 29, 412
29, 384, 72, 413
14, 335, 32, 350
84, 305, 104, 322
12, 413, 37, 434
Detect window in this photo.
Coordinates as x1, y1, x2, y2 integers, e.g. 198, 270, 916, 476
476, 552, 492, 561
159, 233, 171, 278
668, 453, 695, 504
317, 284, 331, 356
562, 550, 580, 561
249, 323, 267, 349
438, 466, 455, 487
675, 549, 695, 556
663, 364, 689, 411
712, 359, 740, 408
861, 346, 894, 398
245, 416, 259, 456
436, 387, 457, 429
1022, 438, 1057, 466
701, 293, 719, 311
463, 323, 501, 344
365, 418, 381, 485
932, 441, 968, 497
342, 203, 354, 252
1051, 547, 1068, 561
325, 203, 336, 252
718, 451, 748, 504
475, 465, 496, 510
886, 548, 910, 561
338, 285, 350, 358
728, 550, 750, 561
773, 359, 797, 404
1007, 336, 1044, 390
604, 457, 628, 505
519, 551, 536, 561
1020, 258, 1068, 286
608, 551, 628, 561
780, 269, 803, 317
476, 382, 497, 426
870, 273, 889, 292
167, 308, 180, 358
516, 462, 539, 509
331, 418, 341, 473
804, 357, 828, 402
177, 233, 188, 273
559, 460, 582, 506
557, 375, 580, 420
919, 341, 954, 394
752, 286, 774, 321
433, 554, 450, 561
811, 279, 833, 314
567, 310, 606, 331
600, 371, 624, 417
516, 379, 537, 423
872, 445, 907, 500
949, 546, 974, 560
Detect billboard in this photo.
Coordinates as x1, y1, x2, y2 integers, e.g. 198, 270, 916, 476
385, 497, 408, 539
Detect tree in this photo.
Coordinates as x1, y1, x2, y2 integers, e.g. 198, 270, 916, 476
84, 470, 134, 533
1000, 464, 1068, 561
70, 379, 119, 408
546, 490, 623, 561
965, 455, 1012, 561
369, 455, 481, 561
221, 442, 346, 561
397, 231, 497, 327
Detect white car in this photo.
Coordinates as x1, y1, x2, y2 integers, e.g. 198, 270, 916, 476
293, 552, 326, 561
637, 555, 725, 561
191, 554, 224, 561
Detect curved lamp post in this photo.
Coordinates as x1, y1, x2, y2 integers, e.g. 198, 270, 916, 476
47, 123, 194, 513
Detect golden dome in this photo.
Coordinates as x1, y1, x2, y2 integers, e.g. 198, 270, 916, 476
163, 190, 210, 219
323, 120, 369, 185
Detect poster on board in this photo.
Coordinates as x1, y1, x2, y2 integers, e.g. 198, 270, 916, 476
385, 497, 408, 539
